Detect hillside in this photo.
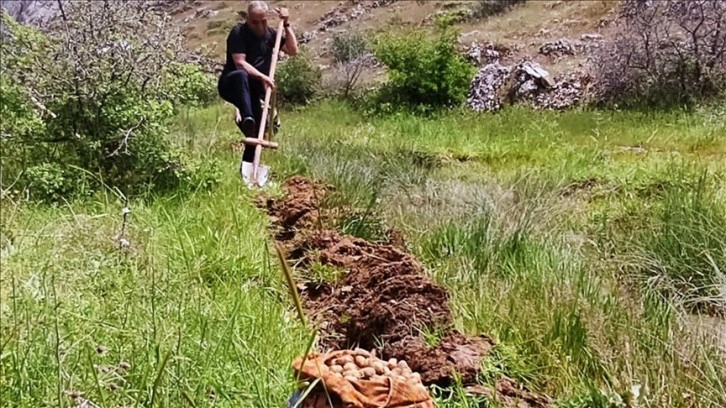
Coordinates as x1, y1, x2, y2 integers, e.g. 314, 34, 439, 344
174, 0, 619, 77
0, 0, 621, 84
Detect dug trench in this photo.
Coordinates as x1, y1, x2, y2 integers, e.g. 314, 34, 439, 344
258, 176, 550, 407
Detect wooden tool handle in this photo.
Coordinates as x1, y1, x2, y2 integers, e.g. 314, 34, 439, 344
242, 137, 279, 149
252, 19, 285, 184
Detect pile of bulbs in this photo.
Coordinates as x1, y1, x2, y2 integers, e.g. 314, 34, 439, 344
325, 349, 424, 389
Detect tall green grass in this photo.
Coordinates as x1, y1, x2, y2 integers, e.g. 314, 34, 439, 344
595, 167, 726, 314
0, 161, 313, 407
2, 99, 724, 407
266, 100, 726, 406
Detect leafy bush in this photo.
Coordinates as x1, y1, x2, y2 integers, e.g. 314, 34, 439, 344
19, 163, 90, 204
276, 48, 323, 106
591, 0, 726, 110
369, 24, 476, 111
0, 3, 217, 202
162, 62, 219, 109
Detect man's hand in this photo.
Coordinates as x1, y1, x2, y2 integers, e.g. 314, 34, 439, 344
276, 6, 298, 56
275, 7, 289, 22
234, 108, 242, 123
260, 74, 276, 90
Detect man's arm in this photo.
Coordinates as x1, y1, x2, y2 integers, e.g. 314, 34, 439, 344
227, 25, 274, 88
281, 23, 298, 56
228, 27, 258, 77
276, 7, 298, 56
235, 54, 275, 89
232, 53, 265, 79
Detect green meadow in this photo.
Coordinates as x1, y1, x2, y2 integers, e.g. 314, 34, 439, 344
2, 99, 725, 407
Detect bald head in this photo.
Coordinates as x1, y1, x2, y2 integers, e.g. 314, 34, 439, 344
248, 1, 268, 16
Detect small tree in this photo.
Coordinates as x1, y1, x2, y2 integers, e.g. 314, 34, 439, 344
371, 22, 476, 110
0, 1, 216, 201
591, 0, 726, 109
325, 31, 372, 99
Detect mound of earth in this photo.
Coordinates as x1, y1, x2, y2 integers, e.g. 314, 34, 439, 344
260, 176, 550, 407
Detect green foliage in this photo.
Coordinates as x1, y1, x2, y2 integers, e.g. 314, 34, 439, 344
0, 5, 218, 203
0, 15, 50, 170
332, 31, 369, 63
161, 62, 218, 109
0, 177, 312, 407
276, 48, 323, 106
19, 163, 91, 204
369, 25, 476, 112
554, 387, 629, 408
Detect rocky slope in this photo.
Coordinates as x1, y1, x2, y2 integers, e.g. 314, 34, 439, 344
2, 0, 622, 111
173, 0, 619, 110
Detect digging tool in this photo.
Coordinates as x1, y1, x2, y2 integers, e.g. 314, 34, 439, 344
240, 18, 284, 188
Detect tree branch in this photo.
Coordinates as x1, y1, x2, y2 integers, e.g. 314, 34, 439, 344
108, 118, 145, 157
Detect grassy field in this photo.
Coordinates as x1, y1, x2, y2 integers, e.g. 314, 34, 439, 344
2, 99, 725, 407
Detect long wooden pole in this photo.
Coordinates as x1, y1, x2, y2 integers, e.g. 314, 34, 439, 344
252, 19, 285, 186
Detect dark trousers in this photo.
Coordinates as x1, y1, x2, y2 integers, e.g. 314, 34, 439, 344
218, 70, 264, 163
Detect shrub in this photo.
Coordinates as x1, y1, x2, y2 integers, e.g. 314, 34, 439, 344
161, 62, 218, 109
332, 31, 369, 64
19, 163, 91, 204
370, 23, 476, 111
276, 48, 323, 106
0, 3, 217, 202
591, 0, 726, 110
323, 32, 373, 99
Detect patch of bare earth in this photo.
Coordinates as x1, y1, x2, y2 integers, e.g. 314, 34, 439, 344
259, 176, 550, 407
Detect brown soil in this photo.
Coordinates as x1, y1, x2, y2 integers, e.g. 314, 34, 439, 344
260, 176, 550, 407
260, 175, 333, 241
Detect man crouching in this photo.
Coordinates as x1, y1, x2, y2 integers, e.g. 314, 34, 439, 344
217, 1, 298, 174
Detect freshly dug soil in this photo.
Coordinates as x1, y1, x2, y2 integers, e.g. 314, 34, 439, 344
384, 332, 495, 386
295, 230, 453, 349
261, 176, 550, 407
260, 176, 333, 242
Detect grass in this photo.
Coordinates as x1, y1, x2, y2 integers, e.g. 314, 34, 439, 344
2, 98, 725, 407
264, 100, 726, 406
0, 137, 314, 407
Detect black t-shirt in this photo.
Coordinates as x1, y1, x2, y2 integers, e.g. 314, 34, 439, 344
222, 22, 286, 78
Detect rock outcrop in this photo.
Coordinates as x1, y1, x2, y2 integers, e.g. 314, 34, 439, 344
467, 59, 592, 112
